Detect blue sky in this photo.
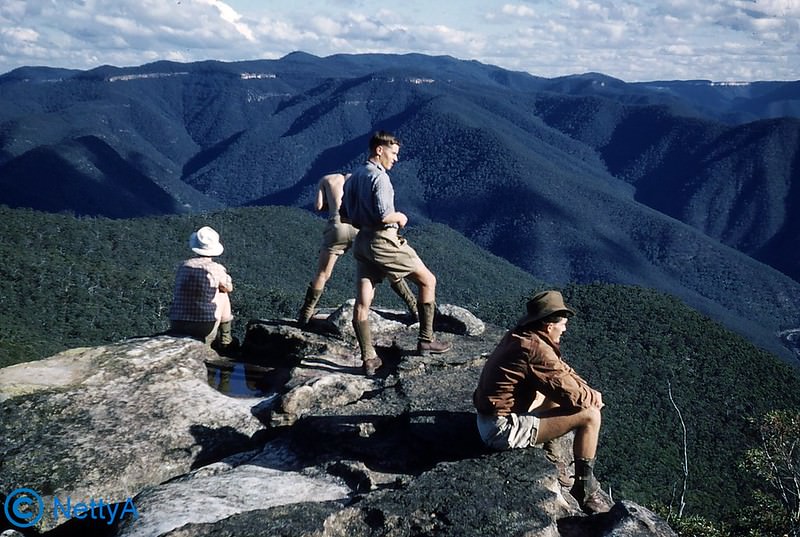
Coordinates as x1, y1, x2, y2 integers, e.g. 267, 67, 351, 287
1, 0, 798, 81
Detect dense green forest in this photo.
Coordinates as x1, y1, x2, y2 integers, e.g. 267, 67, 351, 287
0, 204, 540, 366
1, 204, 799, 534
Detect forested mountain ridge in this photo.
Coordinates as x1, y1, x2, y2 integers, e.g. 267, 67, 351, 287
534, 96, 800, 285
0, 52, 798, 363
541, 73, 800, 124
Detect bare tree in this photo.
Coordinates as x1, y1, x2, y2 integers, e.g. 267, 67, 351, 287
667, 379, 689, 520
743, 410, 800, 536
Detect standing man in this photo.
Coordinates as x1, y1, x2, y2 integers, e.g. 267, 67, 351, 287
341, 131, 451, 376
297, 172, 418, 325
473, 290, 613, 514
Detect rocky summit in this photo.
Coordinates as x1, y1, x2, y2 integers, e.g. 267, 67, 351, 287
0, 302, 676, 537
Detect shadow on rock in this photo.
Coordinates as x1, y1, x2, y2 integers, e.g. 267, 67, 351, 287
189, 424, 273, 470
283, 410, 489, 476
241, 319, 334, 366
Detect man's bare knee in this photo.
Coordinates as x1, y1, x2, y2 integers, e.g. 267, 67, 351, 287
427, 271, 437, 289
584, 407, 602, 426
413, 268, 436, 292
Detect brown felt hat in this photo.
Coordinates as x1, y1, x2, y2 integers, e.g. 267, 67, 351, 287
516, 290, 575, 327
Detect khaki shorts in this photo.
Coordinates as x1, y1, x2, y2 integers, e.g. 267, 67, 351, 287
321, 218, 357, 256
476, 412, 540, 450
353, 228, 421, 283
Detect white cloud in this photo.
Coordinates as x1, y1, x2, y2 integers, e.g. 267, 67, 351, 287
501, 4, 536, 18
0, 0, 26, 20
0, 0, 265, 71
663, 44, 694, 56
736, 0, 800, 16
0, 0, 798, 81
604, 21, 627, 42
94, 14, 150, 36
309, 16, 341, 37
1, 27, 39, 44
196, 0, 255, 41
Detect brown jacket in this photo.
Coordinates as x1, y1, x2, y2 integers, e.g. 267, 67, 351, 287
473, 327, 601, 416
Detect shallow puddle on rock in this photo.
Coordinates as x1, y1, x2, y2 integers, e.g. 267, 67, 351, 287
205, 360, 287, 399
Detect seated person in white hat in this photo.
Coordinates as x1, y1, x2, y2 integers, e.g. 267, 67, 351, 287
473, 290, 613, 514
168, 226, 235, 352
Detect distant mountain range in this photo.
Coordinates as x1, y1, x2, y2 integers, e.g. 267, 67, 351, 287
1, 52, 798, 362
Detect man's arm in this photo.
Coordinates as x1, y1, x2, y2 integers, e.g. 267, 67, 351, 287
529, 350, 603, 410
339, 179, 351, 223
382, 211, 408, 228
211, 264, 233, 293
315, 178, 327, 212
373, 173, 407, 227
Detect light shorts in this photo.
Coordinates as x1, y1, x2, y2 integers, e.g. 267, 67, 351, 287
321, 218, 357, 256
353, 227, 421, 284
476, 412, 540, 450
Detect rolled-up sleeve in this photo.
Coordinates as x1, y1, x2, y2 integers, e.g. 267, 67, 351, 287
373, 173, 396, 221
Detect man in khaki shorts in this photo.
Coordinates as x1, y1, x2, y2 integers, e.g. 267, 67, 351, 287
340, 131, 451, 376
473, 290, 613, 514
297, 172, 418, 325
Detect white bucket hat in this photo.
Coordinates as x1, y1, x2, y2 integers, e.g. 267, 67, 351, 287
189, 226, 224, 256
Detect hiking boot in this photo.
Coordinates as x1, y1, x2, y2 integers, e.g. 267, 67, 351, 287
576, 486, 614, 514
417, 339, 452, 355
363, 355, 382, 377
569, 478, 613, 514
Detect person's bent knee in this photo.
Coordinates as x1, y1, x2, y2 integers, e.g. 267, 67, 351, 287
582, 406, 602, 427
415, 268, 436, 290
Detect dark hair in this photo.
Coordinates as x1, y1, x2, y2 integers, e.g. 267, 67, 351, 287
369, 130, 401, 155
533, 313, 569, 330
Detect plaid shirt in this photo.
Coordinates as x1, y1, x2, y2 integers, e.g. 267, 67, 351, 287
168, 257, 232, 322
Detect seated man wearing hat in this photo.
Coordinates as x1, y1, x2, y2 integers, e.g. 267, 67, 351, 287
473, 290, 613, 514
168, 226, 235, 353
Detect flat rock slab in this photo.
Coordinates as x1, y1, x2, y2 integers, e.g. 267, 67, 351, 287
0, 336, 264, 532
